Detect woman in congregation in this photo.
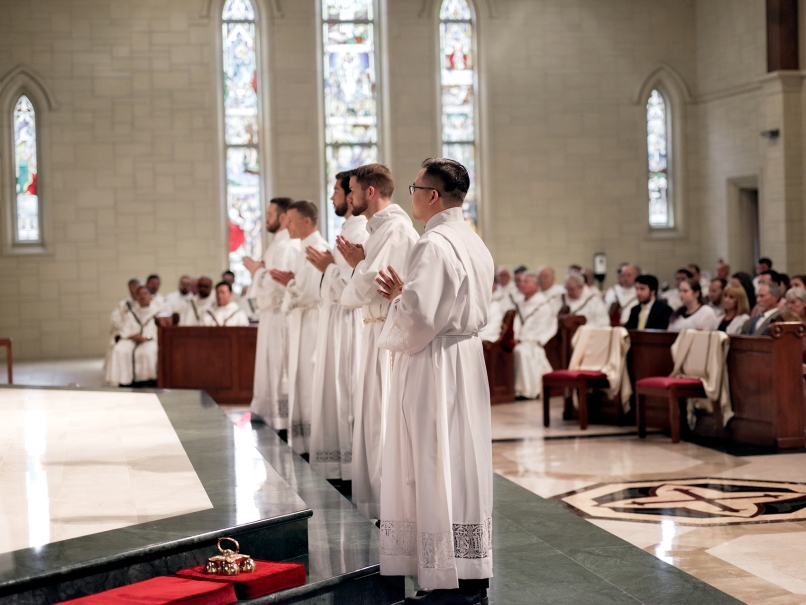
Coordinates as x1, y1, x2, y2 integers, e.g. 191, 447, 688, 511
785, 287, 806, 322
790, 275, 806, 291
668, 279, 720, 332
730, 271, 756, 311
716, 285, 751, 335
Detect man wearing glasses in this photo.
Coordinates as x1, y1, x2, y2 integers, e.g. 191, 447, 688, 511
376, 158, 494, 605
338, 163, 419, 521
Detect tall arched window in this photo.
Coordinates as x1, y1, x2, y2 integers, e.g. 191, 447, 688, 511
13, 95, 40, 243
646, 89, 671, 228
322, 0, 379, 239
222, 0, 262, 288
439, 0, 479, 230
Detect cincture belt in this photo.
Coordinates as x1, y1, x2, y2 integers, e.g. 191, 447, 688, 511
363, 317, 387, 324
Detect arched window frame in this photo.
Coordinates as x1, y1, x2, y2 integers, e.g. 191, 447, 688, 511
318, 0, 384, 243
634, 63, 692, 238
0, 65, 56, 255
437, 0, 482, 233
219, 0, 266, 290
646, 88, 672, 229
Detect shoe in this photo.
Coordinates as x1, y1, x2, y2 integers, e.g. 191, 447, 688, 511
249, 413, 266, 424
404, 588, 482, 605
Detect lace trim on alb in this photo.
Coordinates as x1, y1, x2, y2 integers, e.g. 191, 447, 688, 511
313, 450, 352, 463
380, 518, 492, 568
291, 422, 311, 437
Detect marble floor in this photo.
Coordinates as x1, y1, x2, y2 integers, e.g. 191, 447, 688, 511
496, 400, 806, 605
0, 388, 212, 552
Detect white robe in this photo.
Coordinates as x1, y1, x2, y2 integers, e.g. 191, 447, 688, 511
151, 293, 172, 317
249, 229, 301, 429
478, 298, 505, 341
284, 230, 330, 455
565, 287, 610, 327
378, 207, 494, 589
310, 214, 369, 480
604, 284, 639, 325
513, 293, 557, 399
541, 284, 566, 315
201, 301, 249, 326
166, 290, 193, 317
341, 203, 419, 519
178, 295, 215, 326
105, 302, 160, 386
491, 281, 516, 304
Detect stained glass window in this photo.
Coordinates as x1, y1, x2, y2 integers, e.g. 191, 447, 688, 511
322, 0, 379, 240
222, 0, 261, 289
14, 95, 40, 243
440, 0, 478, 230
647, 89, 671, 228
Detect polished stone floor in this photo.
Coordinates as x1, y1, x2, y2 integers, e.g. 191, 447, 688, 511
0, 388, 212, 552
496, 400, 806, 605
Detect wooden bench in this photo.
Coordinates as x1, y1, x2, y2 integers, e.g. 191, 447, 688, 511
627, 324, 805, 449
158, 326, 257, 405
483, 310, 517, 405
0, 338, 11, 384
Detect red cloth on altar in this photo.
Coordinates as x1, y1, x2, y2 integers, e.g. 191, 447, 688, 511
58, 576, 237, 605
176, 560, 307, 599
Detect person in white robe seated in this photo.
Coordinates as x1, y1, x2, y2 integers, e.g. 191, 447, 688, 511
376, 158, 494, 604
668, 278, 720, 332
492, 266, 515, 304
106, 286, 160, 387
165, 275, 193, 321
604, 264, 640, 325
202, 282, 249, 326
513, 271, 558, 399
145, 274, 172, 317
661, 268, 692, 312
561, 274, 609, 327
538, 266, 565, 315
106, 278, 142, 376
178, 276, 215, 325
271, 200, 329, 457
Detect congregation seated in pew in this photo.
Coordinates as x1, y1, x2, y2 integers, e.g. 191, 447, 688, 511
561, 274, 608, 327
178, 276, 215, 326
512, 271, 557, 399
667, 279, 719, 332
201, 282, 250, 327
105, 286, 161, 387
625, 274, 672, 330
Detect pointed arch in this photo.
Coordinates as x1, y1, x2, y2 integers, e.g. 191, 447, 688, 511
419, 0, 498, 19
201, 0, 282, 20
633, 62, 692, 107
0, 64, 60, 111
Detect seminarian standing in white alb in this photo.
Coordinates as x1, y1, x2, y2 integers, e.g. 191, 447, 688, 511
106, 286, 161, 387
272, 201, 329, 456
243, 198, 301, 430
376, 159, 494, 605
201, 282, 250, 327
513, 272, 558, 400
306, 171, 369, 480
338, 164, 419, 520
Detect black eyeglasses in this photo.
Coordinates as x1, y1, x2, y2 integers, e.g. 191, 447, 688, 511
409, 185, 439, 195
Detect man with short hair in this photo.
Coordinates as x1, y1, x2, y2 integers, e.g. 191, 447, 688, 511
753, 257, 773, 292
538, 266, 565, 315
271, 200, 329, 456
243, 197, 301, 430
146, 274, 171, 316
688, 264, 710, 292
715, 259, 730, 281
625, 274, 672, 330
106, 286, 160, 387
661, 268, 693, 311
708, 278, 726, 310
376, 158, 494, 604
741, 283, 782, 335
513, 272, 557, 399
492, 266, 515, 304
305, 170, 369, 481
202, 282, 249, 326
338, 163, 419, 520
562, 274, 608, 327
111, 278, 142, 334
179, 276, 215, 325
222, 270, 235, 286
166, 275, 193, 318
604, 264, 640, 325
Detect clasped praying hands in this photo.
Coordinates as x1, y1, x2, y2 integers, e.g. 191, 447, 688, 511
375, 266, 404, 301
306, 246, 335, 273
336, 236, 365, 269
270, 269, 295, 287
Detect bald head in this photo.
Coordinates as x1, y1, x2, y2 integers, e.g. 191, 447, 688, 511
197, 276, 213, 299
619, 265, 639, 287
538, 266, 555, 291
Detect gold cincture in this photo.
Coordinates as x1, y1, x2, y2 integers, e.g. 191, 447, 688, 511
363, 316, 387, 324
204, 537, 256, 575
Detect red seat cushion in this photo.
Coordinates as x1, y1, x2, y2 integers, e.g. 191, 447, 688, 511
59, 576, 237, 605
636, 377, 703, 390
543, 370, 608, 381
176, 561, 307, 600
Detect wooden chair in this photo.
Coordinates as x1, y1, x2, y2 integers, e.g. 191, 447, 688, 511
0, 338, 11, 384
542, 326, 630, 430
635, 377, 706, 443
483, 310, 517, 404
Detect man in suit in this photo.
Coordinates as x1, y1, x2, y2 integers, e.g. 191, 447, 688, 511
625, 274, 673, 330
741, 283, 782, 335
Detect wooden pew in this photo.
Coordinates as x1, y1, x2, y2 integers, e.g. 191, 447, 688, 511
545, 315, 588, 370
158, 326, 257, 405
483, 310, 517, 405
627, 324, 806, 449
